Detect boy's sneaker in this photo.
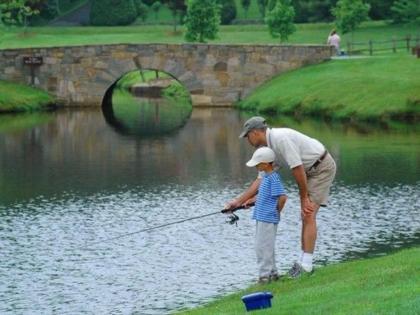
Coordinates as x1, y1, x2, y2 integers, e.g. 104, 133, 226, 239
287, 262, 314, 278
257, 276, 270, 284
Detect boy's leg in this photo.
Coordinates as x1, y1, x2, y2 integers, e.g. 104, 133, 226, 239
255, 221, 278, 280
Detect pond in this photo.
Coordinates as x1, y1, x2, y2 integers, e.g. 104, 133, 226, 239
0, 102, 419, 314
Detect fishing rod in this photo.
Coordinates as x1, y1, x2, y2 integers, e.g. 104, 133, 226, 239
85, 202, 255, 248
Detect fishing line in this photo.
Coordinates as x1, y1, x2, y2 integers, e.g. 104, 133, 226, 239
84, 203, 254, 249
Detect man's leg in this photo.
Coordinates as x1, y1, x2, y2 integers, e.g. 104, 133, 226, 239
302, 204, 321, 253
301, 204, 321, 271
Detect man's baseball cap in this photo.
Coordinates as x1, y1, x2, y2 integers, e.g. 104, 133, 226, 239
239, 116, 267, 138
246, 147, 275, 167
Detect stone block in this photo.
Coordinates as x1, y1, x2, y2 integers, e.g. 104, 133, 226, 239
191, 94, 212, 106
4, 67, 15, 75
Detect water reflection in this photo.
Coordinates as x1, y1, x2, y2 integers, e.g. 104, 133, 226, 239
0, 108, 419, 315
102, 77, 192, 137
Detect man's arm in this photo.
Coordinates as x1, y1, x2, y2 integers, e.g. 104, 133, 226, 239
225, 177, 261, 210
291, 165, 315, 215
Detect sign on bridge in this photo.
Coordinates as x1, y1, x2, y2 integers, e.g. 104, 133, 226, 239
23, 56, 43, 66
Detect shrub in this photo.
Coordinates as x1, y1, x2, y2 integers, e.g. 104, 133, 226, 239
134, 0, 148, 22
218, 0, 237, 25
90, 0, 137, 26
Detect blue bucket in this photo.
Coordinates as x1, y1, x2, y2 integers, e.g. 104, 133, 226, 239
241, 291, 273, 312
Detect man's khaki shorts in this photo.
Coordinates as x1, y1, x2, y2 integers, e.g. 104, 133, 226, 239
306, 153, 336, 206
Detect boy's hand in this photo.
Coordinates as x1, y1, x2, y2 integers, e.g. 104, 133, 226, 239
243, 197, 256, 208
224, 198, 242, 211
277, 195, 287, 212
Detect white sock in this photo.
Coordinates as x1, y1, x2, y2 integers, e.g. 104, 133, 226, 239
299, 251, 305, 263
301, 253, 313, 272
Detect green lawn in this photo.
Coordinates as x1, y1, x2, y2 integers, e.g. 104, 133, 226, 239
238, 54, 420, 122
0, 21, 417, 49
177, 247, 420, 315
0, 80, 54, 112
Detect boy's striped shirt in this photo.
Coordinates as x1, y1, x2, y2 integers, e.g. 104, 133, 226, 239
253, 172, 285, 224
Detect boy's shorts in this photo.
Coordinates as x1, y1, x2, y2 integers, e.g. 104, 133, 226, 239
306, 153, 336, 206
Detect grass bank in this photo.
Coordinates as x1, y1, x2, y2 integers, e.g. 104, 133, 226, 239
177, 247, 420, 315
0, 80, 55, 113
0, 21, 417, 49
238, 54, 420, 122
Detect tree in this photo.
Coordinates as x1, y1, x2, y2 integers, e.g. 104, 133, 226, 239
265, 0, 296, 42
391, 0, 420, 25
366, 0, 394, 20
241, 0, 251, 18
218, 0, 236, 25
332, 0, 370, 37
257, 0, 268, 18
0, 0, 40, 32
134, 0, 148, 22
163, 0, 187, 32
151, 1, 161, 21
90, 0, 137, 26
185, 0, 220, 43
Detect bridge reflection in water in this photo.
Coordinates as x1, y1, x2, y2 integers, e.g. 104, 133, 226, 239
101, 80, 192, 137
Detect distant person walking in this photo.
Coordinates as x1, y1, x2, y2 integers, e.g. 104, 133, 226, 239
327, 29, 341, 55
225, 117, 336, 278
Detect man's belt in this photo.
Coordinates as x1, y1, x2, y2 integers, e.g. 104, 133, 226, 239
310, 150, 328, 170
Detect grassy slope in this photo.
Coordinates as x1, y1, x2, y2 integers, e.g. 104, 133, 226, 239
177, 247, 420, 315
238, 54, 420, 121
0, 80, 54, 112
0, 22, 417, 49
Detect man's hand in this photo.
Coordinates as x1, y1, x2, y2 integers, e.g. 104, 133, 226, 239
301, 195, 316, 216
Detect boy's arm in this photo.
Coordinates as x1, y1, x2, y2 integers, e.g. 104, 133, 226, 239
277, 195, 287, 212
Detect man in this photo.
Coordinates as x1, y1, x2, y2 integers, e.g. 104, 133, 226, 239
225, 116, 336, 277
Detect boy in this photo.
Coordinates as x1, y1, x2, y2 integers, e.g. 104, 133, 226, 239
245, 146, 287, 283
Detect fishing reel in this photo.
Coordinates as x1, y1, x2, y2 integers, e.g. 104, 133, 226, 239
225, 213, 239, 226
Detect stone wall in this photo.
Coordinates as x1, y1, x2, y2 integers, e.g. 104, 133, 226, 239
0, 44, 332, 106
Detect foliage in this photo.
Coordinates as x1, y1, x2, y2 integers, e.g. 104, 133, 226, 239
293, 0, 338, 22
90, 0, 137, 26
391, 0, 420, 25
332, 0, 370, 35
185, 0, 220, 43
265, 0, 296, 42
366, 0, 394, 20
240, 0, 250, 18
163, 0, 187, 32
218, 0, 236, 25
0, 0, 41, 29
150, 1, 161, 20
134, 0, 148, 22
257, 0, 268, 17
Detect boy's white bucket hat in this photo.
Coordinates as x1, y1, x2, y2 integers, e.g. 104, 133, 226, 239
246, 147, 275, 167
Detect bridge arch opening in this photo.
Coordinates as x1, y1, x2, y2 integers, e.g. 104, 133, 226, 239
101, 69, 193, 137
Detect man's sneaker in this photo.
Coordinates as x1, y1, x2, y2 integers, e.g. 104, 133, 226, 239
287, 262, 314, 278
257, 276, 270, 284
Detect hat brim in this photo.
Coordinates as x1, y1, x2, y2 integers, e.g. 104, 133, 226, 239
239, 130, 248, 138
246, 159, 259, 167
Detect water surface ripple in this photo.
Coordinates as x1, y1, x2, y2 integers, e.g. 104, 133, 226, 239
0, 108, 419, 314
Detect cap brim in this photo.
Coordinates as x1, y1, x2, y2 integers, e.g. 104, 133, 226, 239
246, 159, 259, 167
239, 130, 248, 138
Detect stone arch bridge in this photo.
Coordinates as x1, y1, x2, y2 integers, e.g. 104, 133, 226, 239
0, 43, 332, 106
